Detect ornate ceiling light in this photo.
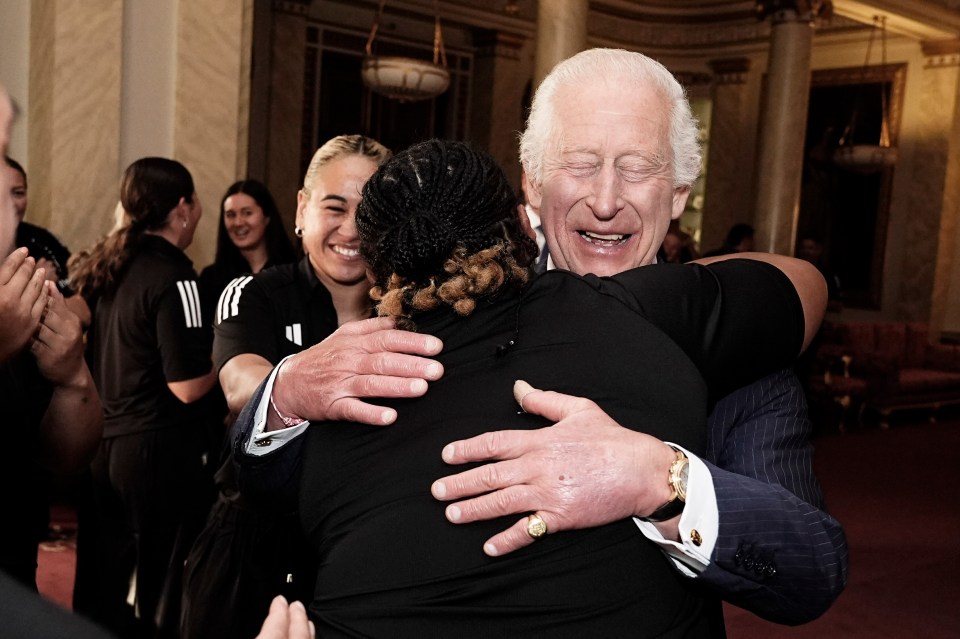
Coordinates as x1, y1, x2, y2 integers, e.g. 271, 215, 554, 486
361, 0, 450, 103
833, 15, 899, 172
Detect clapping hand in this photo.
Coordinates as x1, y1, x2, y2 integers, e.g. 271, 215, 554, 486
31, 281, 85, 386
0, 248, 49, 363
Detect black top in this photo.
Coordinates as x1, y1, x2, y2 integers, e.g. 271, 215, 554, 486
0, 352, 53, 586
299, 260, 804, 638
213, 256, 340, 372
89, 235, 212, 438
16, 221, 72, 294
199, 258, 286, 328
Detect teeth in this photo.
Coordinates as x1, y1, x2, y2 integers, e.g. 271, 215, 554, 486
332, 246, 359, 257
580, 231, 627, 243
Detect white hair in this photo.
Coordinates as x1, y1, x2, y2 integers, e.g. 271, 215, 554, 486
519, 48, 701, 189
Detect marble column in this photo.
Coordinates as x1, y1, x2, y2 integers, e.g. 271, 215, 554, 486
914, 40, 960, 334
175, 0, 255, 268
470, 30, 529, 188
533, 0, 588, 89
28, 0, 123, 253
701, 58, 754, 253
752, 10, 816, 255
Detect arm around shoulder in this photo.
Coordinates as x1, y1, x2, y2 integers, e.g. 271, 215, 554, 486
695, 253, 827, 353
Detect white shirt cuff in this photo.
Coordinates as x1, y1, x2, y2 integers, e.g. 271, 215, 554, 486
244, 355, 310, 456
633, 443, 718, 577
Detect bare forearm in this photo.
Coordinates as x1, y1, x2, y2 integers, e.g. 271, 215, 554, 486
37, 366, 103, 473
220, 354, 275, 417
168, 367, 218, 403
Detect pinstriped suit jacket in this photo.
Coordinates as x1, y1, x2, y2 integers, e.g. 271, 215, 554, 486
701, 368, 848, 624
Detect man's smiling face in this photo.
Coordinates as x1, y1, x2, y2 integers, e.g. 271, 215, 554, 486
527, 76, 690, 277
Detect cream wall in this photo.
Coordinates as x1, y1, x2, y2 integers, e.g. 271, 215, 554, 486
811, 33, 960, 331
120, 1, 177, 167
0, 0, 31, 162
3, 0, 252, 271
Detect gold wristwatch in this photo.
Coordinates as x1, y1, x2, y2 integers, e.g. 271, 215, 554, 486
643, 445, 689, 522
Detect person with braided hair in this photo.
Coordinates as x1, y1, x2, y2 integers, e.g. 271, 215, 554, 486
232, 138, 825, 636
70, 157, 218, 638
180, 135, 392, 639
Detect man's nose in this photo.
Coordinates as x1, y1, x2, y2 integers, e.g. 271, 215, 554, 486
587, 163, 623, 220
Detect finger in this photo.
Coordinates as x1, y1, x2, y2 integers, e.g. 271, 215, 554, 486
439, 429, 535, 465
0, 247, 29, 285
39, 283, 70, 332
482, 515, 541, 557
431, 459, 530, 502
36, 258, 59, 282
6, 255, 37, 296
328, 397, 399, 426
441, 483, 536, 525
286, 600, 313, 639
337, 318, 444, 356
511, 380, 594, 424
30, 273, 50, 321
362, 352, 444, 381
256, 596, 290, 639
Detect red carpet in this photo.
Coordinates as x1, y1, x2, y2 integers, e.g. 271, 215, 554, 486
725, 416, 960, 637
36, 416, 960, 637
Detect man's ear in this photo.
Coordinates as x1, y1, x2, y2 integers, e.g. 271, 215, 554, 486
516, 204, 537, 242
523, 172, 543, 211
671, 186, 691, 220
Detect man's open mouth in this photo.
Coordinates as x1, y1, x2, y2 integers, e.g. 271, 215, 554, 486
578, 231, 629, 246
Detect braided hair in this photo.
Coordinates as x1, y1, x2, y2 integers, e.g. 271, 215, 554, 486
70, 157, 195, 300
357, 139, 538, 330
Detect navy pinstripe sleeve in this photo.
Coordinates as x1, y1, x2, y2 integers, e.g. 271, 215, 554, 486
700, 369, 848, 624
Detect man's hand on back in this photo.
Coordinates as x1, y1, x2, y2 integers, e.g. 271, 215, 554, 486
431, 380, 678, 556
268, 316, 444, 429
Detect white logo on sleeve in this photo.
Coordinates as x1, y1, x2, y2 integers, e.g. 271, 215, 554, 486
176, 280, 203, 328
216, 276, 254, 324
285, 323, 303, 346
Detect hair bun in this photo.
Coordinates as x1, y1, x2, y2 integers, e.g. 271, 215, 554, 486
357, 139, 519, 284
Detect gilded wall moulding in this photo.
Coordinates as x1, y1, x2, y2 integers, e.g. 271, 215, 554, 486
755, 0, 833, 23
709, 57, 752, 84
922, 39, 960, 68
673, 71, 713, 87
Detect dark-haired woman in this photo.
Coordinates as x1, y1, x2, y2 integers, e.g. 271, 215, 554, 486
284, 140, 826, 636
199, 179, 296, 325
70, 157, 218, 638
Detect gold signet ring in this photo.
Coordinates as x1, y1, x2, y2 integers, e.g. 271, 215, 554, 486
526, 512, 548, 539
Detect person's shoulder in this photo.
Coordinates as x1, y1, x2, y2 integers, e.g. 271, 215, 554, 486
16, 221, 67, 247
252, 261, 299, 286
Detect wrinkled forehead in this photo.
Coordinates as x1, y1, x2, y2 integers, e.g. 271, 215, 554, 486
550, 78, 670, 154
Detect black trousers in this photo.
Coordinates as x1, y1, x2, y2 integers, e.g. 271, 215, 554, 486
74, 427, 213, 639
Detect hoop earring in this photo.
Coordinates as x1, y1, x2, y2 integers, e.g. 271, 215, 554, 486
295, 226, 304, 237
